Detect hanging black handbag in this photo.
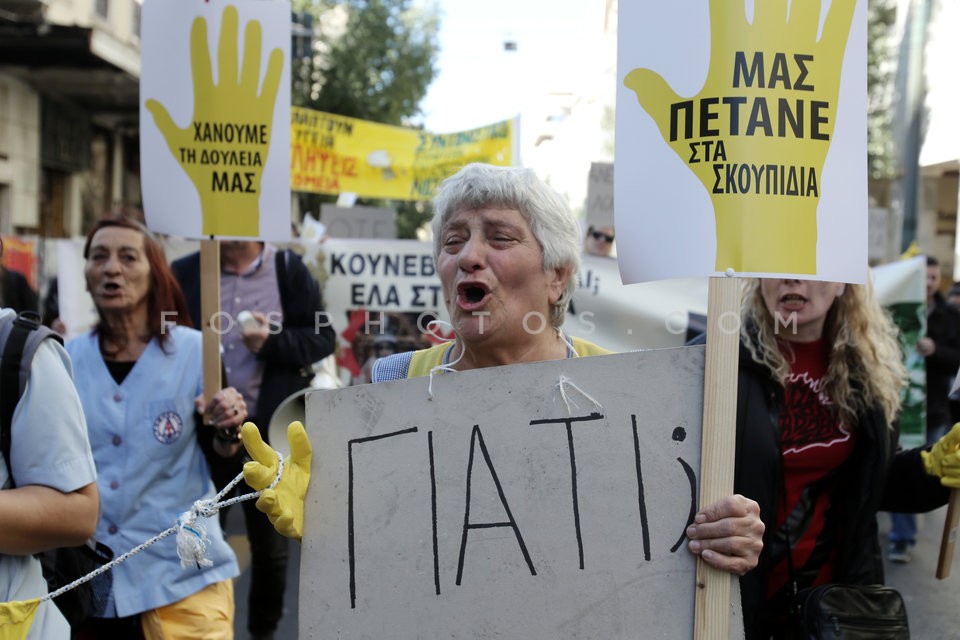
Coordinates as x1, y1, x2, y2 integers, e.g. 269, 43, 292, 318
788, 583, 910, 639
775, 428, 909, 639
38, 539, 114, 625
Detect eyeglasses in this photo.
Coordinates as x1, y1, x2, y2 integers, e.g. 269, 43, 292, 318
590, 230, 614, 243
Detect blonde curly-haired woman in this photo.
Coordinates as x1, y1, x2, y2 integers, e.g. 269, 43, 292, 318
729, 277, 958, 639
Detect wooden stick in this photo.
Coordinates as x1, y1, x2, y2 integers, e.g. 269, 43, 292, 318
694, 276, 741, 639
936, 489, 960, 579
200, 239, 222, 413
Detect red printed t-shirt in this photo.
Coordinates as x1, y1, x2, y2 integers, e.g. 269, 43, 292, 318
767, 338, 855, 597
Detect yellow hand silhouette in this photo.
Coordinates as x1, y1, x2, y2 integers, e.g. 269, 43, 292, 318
625, 0, 856, 274
146, 5, 284, 237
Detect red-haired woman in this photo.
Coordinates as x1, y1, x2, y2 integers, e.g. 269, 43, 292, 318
68, 216, 244, 640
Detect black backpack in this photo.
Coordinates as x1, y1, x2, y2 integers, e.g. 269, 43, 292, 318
0, 310, 113, 625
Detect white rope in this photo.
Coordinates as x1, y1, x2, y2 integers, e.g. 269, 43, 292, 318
426, 320, 461, 401
427, 328, 578, 402
39, 450, 286, 603
556, 375, 603, 417
557, 328, 577, 357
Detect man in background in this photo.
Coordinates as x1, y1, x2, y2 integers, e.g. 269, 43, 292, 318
888, 255, 960, 563
946, 281, 960, 310
583, 225, 615, 257
172, 240, 336, 640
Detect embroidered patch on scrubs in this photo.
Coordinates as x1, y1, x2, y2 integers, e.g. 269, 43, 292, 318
153, 411, 184, 444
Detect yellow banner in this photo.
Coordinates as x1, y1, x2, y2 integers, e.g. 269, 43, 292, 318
290, 108, 516, 200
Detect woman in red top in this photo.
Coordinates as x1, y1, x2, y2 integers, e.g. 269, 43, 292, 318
734, 278, 960, 639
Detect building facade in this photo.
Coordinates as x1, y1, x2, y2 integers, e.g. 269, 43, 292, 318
0, 0, 141, 238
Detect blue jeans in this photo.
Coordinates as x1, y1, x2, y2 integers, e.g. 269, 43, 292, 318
889, 512, 917, 544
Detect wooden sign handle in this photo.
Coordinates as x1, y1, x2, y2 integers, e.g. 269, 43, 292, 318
200, 239, 222, 413
936, 488, 960, 579
694, 276, 741, 639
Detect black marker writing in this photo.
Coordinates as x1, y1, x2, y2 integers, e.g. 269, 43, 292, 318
456, 425, 536, 585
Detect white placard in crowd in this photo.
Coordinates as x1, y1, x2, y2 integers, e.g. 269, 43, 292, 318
140, 0, 291, 240
320, 204, 397, 239
321, 238, 446, 319
615, 0, 868, 283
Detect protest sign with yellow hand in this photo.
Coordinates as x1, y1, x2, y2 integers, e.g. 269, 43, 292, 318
145, 4, 284, 237
624, 0, 856, 274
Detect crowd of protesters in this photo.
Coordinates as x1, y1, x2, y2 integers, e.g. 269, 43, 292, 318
3, 173, 960, 639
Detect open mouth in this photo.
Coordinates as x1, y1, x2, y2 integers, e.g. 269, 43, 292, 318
780, 293, 806, 307
457, 283, 489, 306
103, 282, 122, 294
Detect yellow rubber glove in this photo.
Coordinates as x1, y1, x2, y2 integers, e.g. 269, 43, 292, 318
623, 0, 856, 274
145, 5, 284, 237
241, 421, 312, 541
922, 423, 960, 488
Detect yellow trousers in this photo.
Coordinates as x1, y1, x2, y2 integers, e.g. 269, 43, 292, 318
140, 580, 234, 640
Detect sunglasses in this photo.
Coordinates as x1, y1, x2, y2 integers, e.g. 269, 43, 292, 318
590, 230, 614, 243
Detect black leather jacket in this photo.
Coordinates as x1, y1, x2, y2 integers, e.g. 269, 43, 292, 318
731, 343, 949, 638
925, 293, 960, 431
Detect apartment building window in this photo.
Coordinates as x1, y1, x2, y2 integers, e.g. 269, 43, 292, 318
95, 0, 109, 18
132, 1, 141, 37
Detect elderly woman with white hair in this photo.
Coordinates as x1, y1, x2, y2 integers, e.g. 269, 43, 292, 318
373, 162, 608, 377
241, 163, 765, 577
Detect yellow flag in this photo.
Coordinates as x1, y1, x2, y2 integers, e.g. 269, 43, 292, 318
0, 599, 39, 640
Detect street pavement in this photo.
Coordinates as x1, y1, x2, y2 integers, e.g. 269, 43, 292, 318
226, 505, 959, 639
881, 505, 960, 639
226, 506, 300, 639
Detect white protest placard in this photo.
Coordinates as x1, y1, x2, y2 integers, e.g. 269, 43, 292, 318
586, 162, 615, 228
300, 347, 744, 639
140, 0, 291, 240
322, 238, 448, 319
868, 206, 891, 264
321, 204, 397, 239
615, 0, 867, 283
55, 239, 99, 340
568, 255, 709, 352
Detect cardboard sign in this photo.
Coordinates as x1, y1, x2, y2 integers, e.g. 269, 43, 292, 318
321, 204, 397, 239
300, 347, 744, 638
140, 0, 291, 240
321, 238, 447, 318
586, 162, 615, 228
568, 255, 710, 352
868, 207, 890, 264
615, 0, 868, 282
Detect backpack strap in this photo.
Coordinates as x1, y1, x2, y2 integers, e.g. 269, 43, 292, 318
275, 247, 289, 282
0, 310, 63, 488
